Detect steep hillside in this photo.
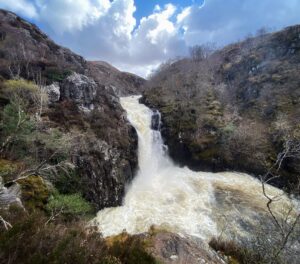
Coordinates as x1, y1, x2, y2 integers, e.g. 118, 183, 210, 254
87, 61, 145, 96
143, 25, 300, 190
0, 9, 143, 210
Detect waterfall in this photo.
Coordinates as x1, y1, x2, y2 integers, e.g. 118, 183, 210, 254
94, 95, 297, 241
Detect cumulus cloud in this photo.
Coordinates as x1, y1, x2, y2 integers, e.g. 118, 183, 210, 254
55, 2, 187, 77
35, 0, 111, 33
1, 0, 300, 77
0, 0, 37, 18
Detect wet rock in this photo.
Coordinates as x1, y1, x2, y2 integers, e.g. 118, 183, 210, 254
147, 232, 224, 264
151, 110, 161, 130
73, 133, 137, 210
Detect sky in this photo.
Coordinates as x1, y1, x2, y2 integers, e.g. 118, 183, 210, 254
0, 0, 300, 78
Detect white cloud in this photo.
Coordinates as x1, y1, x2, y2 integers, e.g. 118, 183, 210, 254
1, 0, 300, 78
35, 0, 111, 34
177, 6, 191, 24
0, 0, 37, 18
125, 4, 187, 76
54, 2, 187, 77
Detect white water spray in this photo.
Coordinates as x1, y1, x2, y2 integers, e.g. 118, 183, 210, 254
94, 96, 295, 241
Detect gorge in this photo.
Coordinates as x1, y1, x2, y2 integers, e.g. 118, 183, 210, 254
0, 8, 299, 264
94, 96, 299, 259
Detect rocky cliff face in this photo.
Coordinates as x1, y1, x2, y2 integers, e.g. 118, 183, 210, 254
0, 9, 141, 209
143, 25, 300, 190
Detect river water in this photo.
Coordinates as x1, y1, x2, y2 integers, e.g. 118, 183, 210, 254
94, 95, 297, 243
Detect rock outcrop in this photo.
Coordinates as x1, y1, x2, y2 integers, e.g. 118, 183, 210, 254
147, 232, 224, 264
0, 178, 22, 209
60, 72, 97, 110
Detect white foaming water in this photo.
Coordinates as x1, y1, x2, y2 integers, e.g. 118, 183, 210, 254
94, 96, 296, 241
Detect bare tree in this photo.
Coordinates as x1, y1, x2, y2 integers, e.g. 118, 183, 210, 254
189, 43, 217, 62
0, 215, 12, 230
259, 139, 300, 263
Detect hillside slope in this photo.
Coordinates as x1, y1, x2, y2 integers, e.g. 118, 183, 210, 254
143, 25, 300, 190
0, 9, 144, 210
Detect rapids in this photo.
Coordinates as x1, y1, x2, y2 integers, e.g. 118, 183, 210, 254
94, 95, 297, 242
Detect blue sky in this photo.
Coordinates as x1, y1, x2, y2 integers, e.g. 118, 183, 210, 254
0, 0, 300, 77
134, 0, 204, 22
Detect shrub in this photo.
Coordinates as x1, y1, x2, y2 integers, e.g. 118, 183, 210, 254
17, 175, 50, 211
0, 210, 108, 264
0, 207, 158, 264
209, 237, 263, 264
106, 232, 159, 264
53, 169, 84, 195
0, 100, 35, 157
0, 159, 19, 182
2, 79, 39, 105
45, 67, 72, 82
46, 193, 92, 218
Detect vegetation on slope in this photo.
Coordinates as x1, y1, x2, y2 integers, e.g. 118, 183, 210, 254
143, 25, 300, 191
0, 78, 156, 264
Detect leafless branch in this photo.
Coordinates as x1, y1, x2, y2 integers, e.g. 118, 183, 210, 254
45, 207, 64, 226
0, 215, 12, 230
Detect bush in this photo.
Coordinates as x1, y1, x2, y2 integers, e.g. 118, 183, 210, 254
106, 232, 159, 264
2, 79, 39, 105
53, 169, 85, 195
0, 207, 158, 264
17, 175, 50, 211
45, 67, 72, 82
0, 159, 19, 182
0, 210, 108, 264
209, 238, 262, 264
46, 193, 92, 218
0, 100, 35, 157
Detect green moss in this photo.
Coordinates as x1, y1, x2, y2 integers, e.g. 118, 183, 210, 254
17, 175, 50, 210
0, 159, 19, 182
106, 232, 159, 264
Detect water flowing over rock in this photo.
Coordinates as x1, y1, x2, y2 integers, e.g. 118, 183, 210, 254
94, 96, 299, 262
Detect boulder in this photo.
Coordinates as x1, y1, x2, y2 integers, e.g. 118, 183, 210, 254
61, 73, 97, 109
46, 82, 60, 103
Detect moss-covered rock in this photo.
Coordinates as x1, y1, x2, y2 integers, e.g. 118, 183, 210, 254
17, 175, 50, 210
0, 159, 19, 182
